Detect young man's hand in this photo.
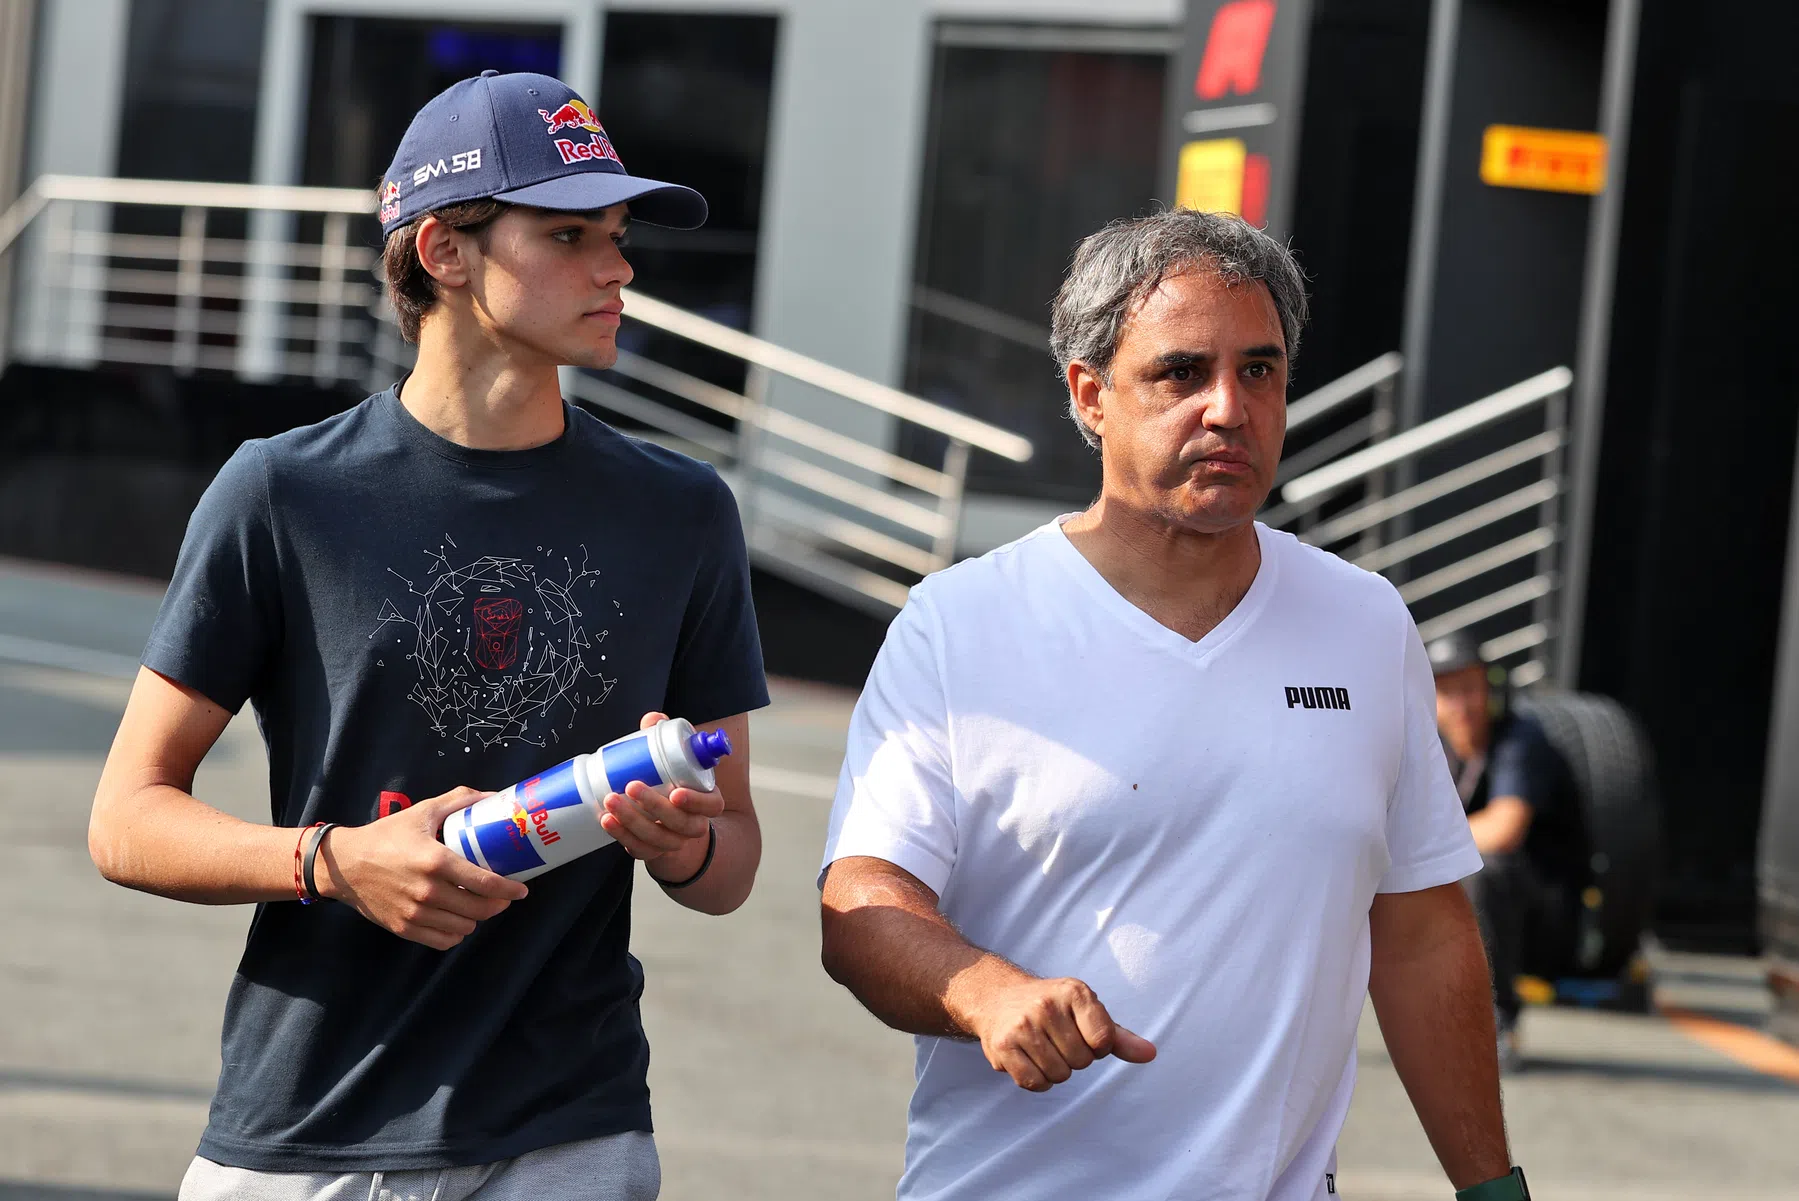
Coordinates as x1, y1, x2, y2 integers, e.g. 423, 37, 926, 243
954, 968, 1157, 1092
318, 786, 529, 950
600, 712, 726, 882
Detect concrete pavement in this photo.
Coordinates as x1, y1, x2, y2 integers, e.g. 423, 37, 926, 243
1, 559, 1796, 1200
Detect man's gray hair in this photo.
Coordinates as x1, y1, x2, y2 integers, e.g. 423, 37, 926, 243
1050, 209, 1309, 447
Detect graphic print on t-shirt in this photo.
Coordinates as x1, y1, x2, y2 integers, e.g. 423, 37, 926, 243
370, 535, 618, 749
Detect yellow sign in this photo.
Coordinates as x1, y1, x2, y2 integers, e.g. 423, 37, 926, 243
1480, 125, 1608, 195
1177, 137, 1246, 215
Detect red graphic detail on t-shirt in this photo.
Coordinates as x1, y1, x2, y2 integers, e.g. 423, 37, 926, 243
1195, 0, 1277, 100
378, 790, 413, 818
472, 597, 525, 670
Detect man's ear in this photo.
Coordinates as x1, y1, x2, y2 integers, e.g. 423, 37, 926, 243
1066, 361, 1106, 442
415, 216, 472, 290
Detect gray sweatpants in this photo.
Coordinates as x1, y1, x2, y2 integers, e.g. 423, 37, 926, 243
178, 1131, 659, 1201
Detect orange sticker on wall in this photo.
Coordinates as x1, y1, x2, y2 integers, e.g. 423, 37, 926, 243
1480, 125, 1608, 195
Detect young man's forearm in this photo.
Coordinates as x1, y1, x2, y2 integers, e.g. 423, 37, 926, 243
1368, 889, 1512, 1189
649, 808, 761, 915
90, 784, 301, 904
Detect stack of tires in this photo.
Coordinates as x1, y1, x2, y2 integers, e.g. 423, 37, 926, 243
1512, 690, 1661, 989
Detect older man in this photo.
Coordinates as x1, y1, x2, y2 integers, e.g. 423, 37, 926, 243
819, 211, 1530, 1201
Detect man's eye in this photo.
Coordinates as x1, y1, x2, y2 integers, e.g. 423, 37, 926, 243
1168, 366, 1193, 383
1246, 363, 1269, 379
552, 228, 582, 244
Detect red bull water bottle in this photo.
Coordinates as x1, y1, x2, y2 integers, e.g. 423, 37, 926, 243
440, 719, 732, 882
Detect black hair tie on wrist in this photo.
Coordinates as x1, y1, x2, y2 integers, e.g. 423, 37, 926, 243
657, 822, 716, 890
303, 823, 339, 902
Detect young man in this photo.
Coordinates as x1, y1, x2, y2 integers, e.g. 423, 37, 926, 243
88, 71, 768, 1198
820, 212, 1532, 1201
1430, 631, 1587, 1071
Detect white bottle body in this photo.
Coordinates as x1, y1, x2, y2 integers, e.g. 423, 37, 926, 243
440, 718, 719, 882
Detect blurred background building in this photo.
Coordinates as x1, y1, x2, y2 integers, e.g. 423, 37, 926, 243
0, 0, 1793, 1029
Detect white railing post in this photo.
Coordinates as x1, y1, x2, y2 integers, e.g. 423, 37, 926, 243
43, 197, 75, 363
1537, 381, 1572, 679
314, 211, 350, 385
932, 439, 971, 570
172, 205, 207, 375
736, 363, 770, 541
1358, 372, 1400, 558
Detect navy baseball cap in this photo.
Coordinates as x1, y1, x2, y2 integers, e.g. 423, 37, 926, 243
377, 70, 707, 235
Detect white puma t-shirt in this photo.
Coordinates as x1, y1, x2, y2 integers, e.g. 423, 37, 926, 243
821, 519, 1480, 1201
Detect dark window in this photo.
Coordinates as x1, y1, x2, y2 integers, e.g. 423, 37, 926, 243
904, 25, 1170, 502
302, 17, 563, 192
116, 0, 269, 183
594, 10, 779, 415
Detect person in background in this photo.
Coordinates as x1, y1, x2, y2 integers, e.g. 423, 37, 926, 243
87, 71, 768, 1199
1429, 630, 1588, 1072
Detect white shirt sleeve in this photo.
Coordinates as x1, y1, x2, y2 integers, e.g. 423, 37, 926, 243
818, 594, 958, 895
1377, 619, 1485, 893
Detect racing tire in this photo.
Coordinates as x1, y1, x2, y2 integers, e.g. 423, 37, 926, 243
1512, 689, 1661, 978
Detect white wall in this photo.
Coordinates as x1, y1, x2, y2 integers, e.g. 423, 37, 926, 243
16, 0, 131, 363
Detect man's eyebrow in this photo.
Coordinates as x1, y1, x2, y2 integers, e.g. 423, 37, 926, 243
1145, 350, 1212, 373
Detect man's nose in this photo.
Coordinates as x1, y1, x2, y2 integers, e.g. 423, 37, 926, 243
599, 244, 634, 289
1199, 373, 1249, 428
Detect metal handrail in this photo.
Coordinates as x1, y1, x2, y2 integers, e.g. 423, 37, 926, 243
622, 290, 1032, 463
1266, 361, 1574, 689
1300, 431, 1564, 545
1286, 351, 1403, 432
1, 174, 1033, 466
1283, 365, 1573, 503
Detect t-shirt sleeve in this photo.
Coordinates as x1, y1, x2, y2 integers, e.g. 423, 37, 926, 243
818, 593, 957, 895
1487, 716, 1562, 815
141, 442, 283, 714
662, 470, 769, 725
1378, 618, 1485, 893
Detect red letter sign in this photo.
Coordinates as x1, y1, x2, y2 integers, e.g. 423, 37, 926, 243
1194, 0, 1278, 100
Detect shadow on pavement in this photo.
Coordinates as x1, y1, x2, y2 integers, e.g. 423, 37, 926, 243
0, 1067, 213, 1103
0, 1185, 169, 1200
1521, 1055, 1799, 1095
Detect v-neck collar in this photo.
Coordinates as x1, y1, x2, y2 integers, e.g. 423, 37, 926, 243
1047, 515, 1281, 666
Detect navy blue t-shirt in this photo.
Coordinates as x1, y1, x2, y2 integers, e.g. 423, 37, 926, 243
142, 386, 768, 1171
1464, 711, 1587, 886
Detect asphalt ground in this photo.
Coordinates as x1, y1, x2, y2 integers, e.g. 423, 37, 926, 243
2, 557, 1796, 1201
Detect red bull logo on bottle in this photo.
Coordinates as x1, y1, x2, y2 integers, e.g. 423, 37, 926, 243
440, 718, 732, 882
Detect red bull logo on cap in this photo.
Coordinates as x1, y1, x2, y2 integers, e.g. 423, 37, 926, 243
378, 179, 402, 225
539, 97, 623, 169
538, 98, 603, 135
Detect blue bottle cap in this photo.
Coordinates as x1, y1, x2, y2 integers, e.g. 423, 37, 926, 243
689, 729, 733, 769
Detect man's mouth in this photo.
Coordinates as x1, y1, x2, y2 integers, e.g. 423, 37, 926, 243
1187, 449, 1253, 472
586, 301, 624, 324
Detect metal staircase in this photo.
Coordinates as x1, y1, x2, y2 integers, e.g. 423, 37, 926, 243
0, 175, 1031, 617
1, 174, 1571, 676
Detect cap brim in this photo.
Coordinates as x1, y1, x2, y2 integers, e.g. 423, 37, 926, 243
493, 173, 707, 229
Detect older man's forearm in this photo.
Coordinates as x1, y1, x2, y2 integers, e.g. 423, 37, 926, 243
1368, 889, 1511, 1189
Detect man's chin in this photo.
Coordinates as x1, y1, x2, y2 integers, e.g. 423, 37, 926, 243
1168, 480, 1267, 528
560, 340, 620, 372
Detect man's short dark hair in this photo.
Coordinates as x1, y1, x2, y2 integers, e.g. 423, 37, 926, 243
1050, 209, 1310, 448
380, 198, 508, 343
